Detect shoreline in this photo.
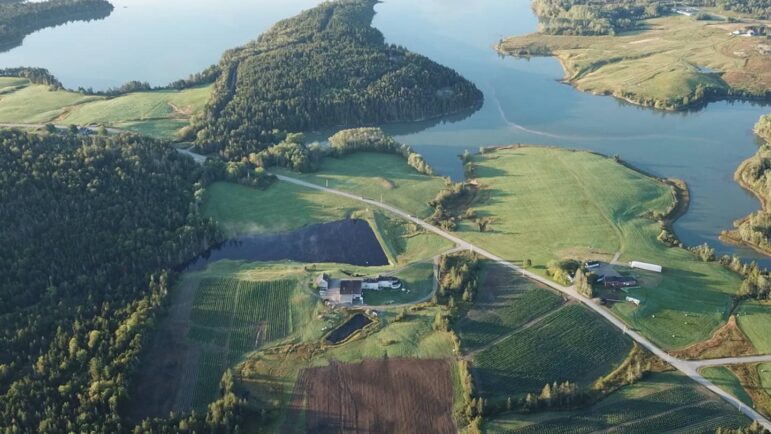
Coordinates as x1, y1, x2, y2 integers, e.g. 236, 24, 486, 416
719, 155, 771, 257
496, 39, 771, 113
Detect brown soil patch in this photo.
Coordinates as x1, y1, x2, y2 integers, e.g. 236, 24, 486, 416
281, 358, 456, 434
375, 176, 395, 190
168, 102, 194, 117
672, 315, 757, 360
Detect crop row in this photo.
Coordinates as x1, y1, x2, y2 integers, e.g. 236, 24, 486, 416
459, 288, 562, 351
475, 305, 631, 397
190, 278, 239, 328
191, 349, 227, 411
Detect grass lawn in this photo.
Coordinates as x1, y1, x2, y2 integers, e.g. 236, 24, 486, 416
362, 261, 435, 306
737, 301, 771, 353
0, 83, 100, 123
461, 147, 740, 349
272, 152, 446, 218
483, 372, 749, 433
702, 366, 754, 406
499, 14, 770, 109
474, 304, 632, 398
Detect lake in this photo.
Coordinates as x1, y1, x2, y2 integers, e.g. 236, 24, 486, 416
1, 0, 768, 263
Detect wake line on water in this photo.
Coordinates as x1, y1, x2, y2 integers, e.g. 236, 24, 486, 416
489, 86, 717, 144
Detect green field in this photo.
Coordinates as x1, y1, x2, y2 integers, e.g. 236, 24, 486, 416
474, 304, 631, 397
272, 152, 446, 218
702, 366, 754, 406
483, 372, 749, 433
499, 14, 770, 110
457, 262, 564, 351
737, 301, 771, 353
0, 78, 210, 138
460, 147, 740, 349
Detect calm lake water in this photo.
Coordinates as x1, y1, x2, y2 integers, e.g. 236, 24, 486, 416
182, 219, 389, 271
1, 0, 769, 262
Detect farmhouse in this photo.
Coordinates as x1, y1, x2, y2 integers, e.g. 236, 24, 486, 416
603, 275, 639, 289
317, 274, 402, 304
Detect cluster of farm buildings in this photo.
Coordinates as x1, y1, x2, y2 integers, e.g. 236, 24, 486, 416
316, 273, 402, 304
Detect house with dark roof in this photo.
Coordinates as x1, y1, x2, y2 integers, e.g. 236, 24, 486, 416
317, 274, 363, 304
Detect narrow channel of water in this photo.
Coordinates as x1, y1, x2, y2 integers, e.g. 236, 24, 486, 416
0, 0, 769, 264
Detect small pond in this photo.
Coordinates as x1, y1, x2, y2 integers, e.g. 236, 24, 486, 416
326, 313, 373, 344
182, 219, 388, 272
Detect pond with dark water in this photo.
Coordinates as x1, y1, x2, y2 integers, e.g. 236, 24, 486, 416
326, 313, 373, 344
182, 219, 388, 272
1, 0, 770, 265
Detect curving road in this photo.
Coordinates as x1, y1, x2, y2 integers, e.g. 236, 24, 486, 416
271, 172, 771, 430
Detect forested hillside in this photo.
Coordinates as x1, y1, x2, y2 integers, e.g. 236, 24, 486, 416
0, 0, 113, 50
0, 130, 240, 432
192, 0, 482, 159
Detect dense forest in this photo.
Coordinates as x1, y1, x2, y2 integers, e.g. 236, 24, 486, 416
531, 0, 667, 35
0, 130, 244, 432
531, 0, 769, 35
191, 0, 482, 159
0, 0, 113, 50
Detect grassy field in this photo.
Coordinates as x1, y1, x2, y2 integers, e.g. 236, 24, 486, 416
483, 372, 749, 433
702, 366, 754, 406
456, 262, 564, 351
499, 14, 770, 110
737, 301, 771, 353
272, 152, 446, 218
460, 147, 741, 349
474, 304, 632, 398
0, 78, 210, 138
362, 261, 435, 306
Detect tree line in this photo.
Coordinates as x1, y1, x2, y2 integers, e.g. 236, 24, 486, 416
0, 129, 251, 432
531, 0, 667, 35
190, 0, 483, 160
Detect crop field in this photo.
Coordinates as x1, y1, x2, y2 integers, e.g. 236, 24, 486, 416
183, 276, 298, 408
0, 79, 210, 138
737, 301, 771, 353
462, 147, 740, 349
499, 15, 770, 109
474, 304, 631, 397
457, 262, 564, 351
282, 359, 456, 434
272, 152, 445, 218
483, 372, 749, 433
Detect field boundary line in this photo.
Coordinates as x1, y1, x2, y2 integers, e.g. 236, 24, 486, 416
268, 170, 771, 430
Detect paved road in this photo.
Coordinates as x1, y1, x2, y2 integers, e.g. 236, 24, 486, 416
273, 172, 771, 430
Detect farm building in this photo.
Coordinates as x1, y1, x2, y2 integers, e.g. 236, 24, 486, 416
317, 274, 402, 304
603, 276, 638, 289
626, 296, 642, 306
629, 261, 662, 273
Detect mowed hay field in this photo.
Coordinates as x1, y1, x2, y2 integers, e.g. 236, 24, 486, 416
0, 78, 211, 138
462, 147, 740, 349
474, 304, 631, 398
499, 14, 770, 109
282, 359, 456, 434
737, 301, 771, 353
457, 262, 564, 352
273, 152, 446, 218
483, 372, 749, 433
